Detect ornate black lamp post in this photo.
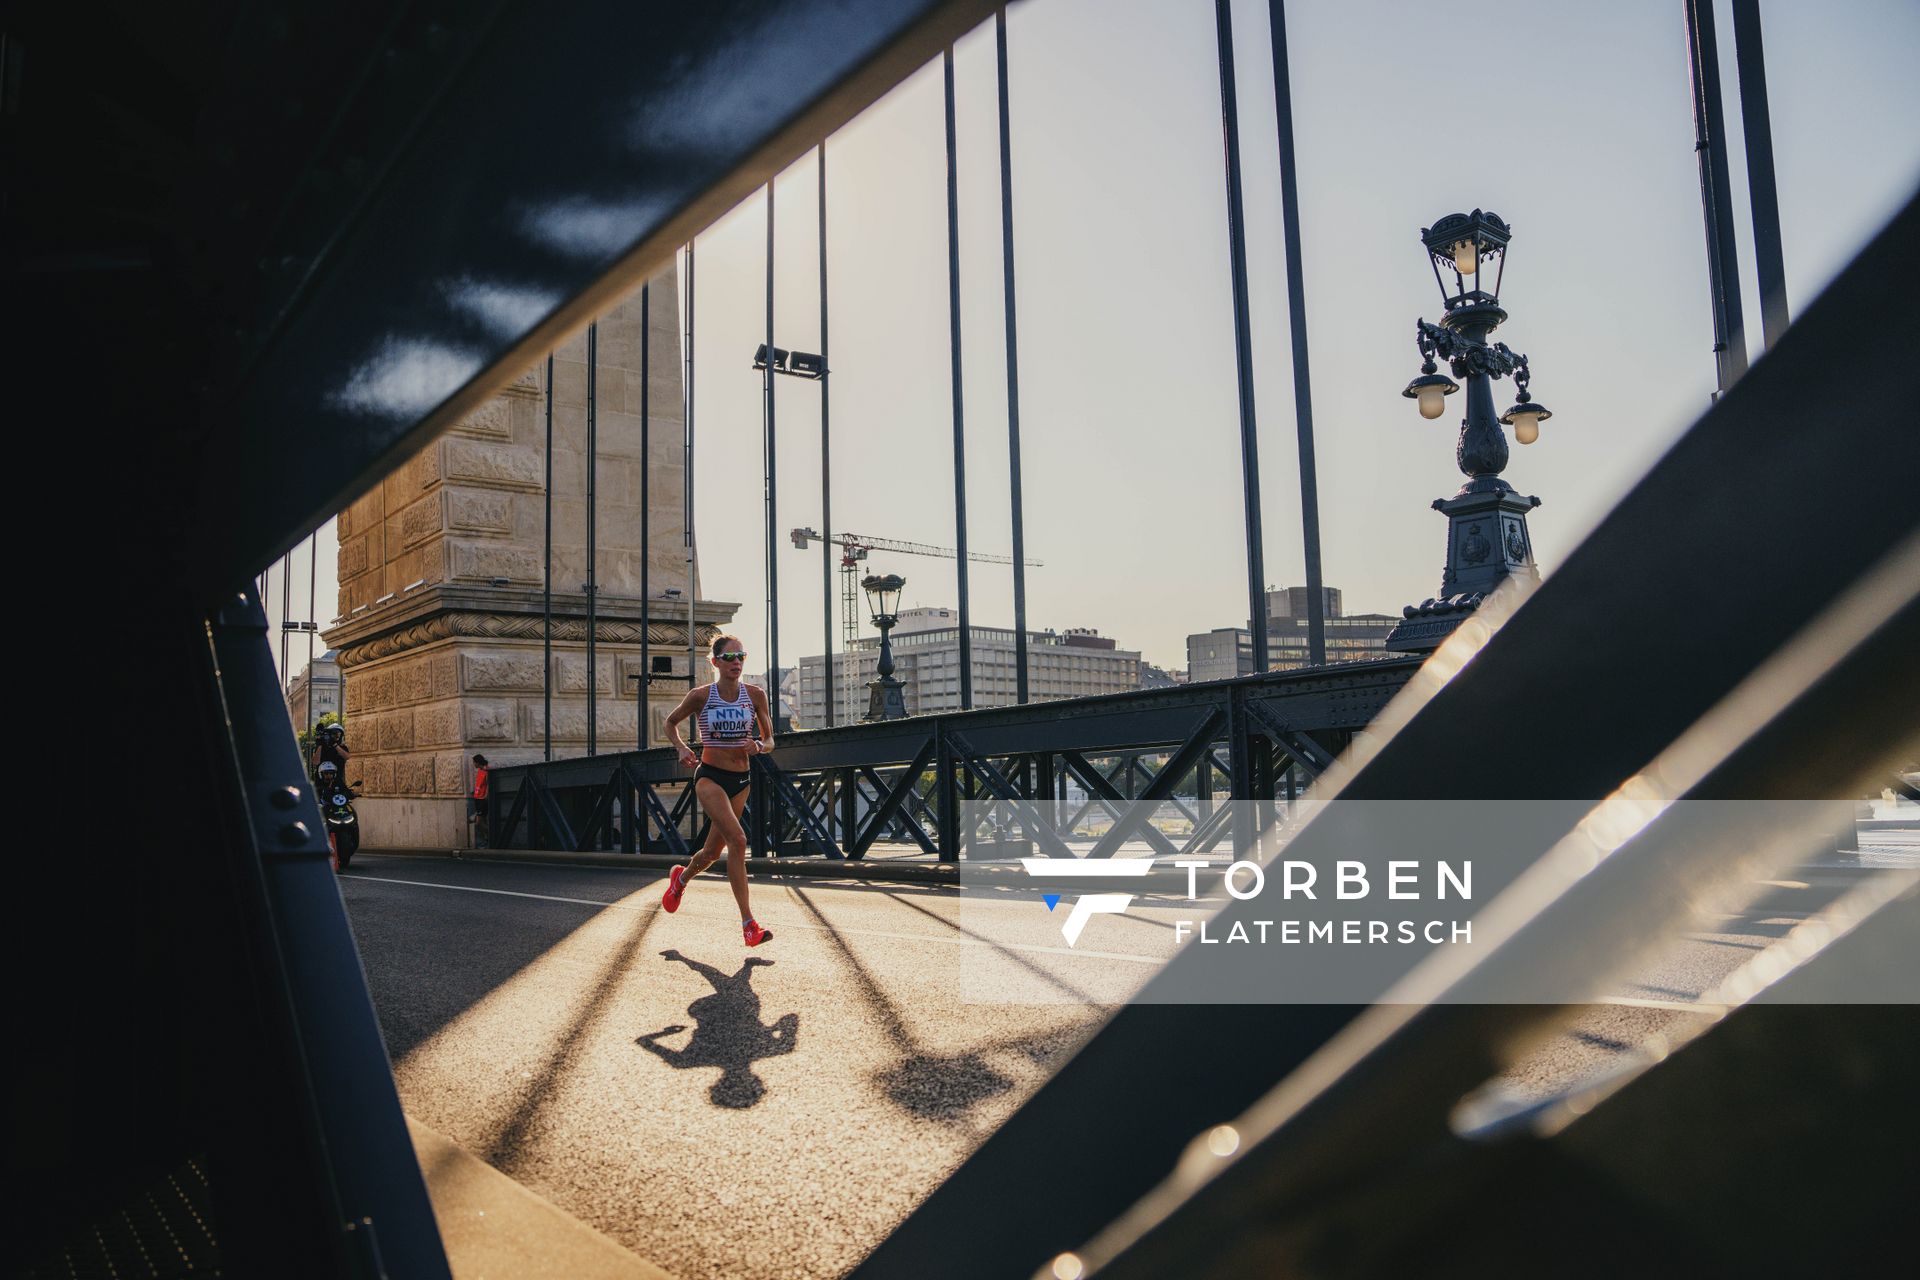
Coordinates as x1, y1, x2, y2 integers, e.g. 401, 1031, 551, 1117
862, 572, 909, 721
1387, 209, 1556, 652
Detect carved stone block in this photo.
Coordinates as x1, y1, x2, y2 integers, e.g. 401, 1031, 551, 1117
525, 700, 637, 743
398, 493, 444, 548
462, 700, 515, 742
384, 442, 442, 508
375, 710, 414, 751
451, 397, 512, 440
444, 438, 541, 491
448, 540, 541, 584
338, 535, 371, 578
388, 543, 445, 593
342, 491, 384, 542
414, 702, 461, 746
447, 487, 514, 535
395, 753, 436, 796
462, 651, 545, 692
435, 751, 472, 797
431, 653, 459, 699
554, 653, 614, 694
396, 658, 433, 704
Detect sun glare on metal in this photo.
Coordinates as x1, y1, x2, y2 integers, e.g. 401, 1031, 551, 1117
329, 336, 485, 419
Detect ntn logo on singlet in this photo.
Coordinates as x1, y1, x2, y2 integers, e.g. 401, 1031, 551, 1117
703, 689, 755, 741
708, 705, 753, 734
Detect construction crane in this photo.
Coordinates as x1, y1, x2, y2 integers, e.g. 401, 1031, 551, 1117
790, 527, 1043, 724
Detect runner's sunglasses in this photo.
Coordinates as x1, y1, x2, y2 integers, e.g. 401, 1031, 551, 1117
715, 650, 747, 662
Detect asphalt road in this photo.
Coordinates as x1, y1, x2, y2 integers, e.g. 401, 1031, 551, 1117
342, 855, 1122, 1280
339, 852, 1885, 1279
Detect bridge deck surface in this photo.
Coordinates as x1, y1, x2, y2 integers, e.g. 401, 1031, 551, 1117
342, 844, 1908, 1279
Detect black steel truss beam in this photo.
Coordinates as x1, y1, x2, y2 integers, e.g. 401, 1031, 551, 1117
753, 757, 845, 858
947, 731, 1080, 861
1084, 710, 1225, 859
1239, 697, 1334, 776
856, 765, 939, 856
851, 741, 940, 856
1059, 752, 1187, 860
623, 763, 691, 861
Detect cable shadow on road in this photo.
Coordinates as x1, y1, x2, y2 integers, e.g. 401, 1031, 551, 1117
483, 901, 663, 1168
636, 951, 796, 1109
344, 862, 652, 1060
789, 888, 1095, 1134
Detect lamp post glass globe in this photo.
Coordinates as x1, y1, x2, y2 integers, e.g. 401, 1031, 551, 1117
1403, 371, 1459, 420
1451, 240, 1478, 276
1501, 402, 1551, 445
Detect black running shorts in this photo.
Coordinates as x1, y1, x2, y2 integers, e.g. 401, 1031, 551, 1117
694, 763, 751, 799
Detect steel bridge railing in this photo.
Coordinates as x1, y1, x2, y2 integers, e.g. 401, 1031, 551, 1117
486, 656, 1422, 862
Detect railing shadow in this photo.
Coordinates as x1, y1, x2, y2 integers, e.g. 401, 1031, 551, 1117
789, 887, 1098, 1132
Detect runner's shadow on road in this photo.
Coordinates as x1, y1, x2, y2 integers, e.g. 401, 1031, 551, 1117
637, 951, 797, 1109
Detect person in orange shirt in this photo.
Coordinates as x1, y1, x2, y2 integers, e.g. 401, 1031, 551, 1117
469, 754, 490, 849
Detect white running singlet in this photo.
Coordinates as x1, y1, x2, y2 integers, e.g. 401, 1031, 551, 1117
698, 683, 756, 750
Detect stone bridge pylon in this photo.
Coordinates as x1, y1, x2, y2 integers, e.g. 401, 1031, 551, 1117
323, 269, 736, 848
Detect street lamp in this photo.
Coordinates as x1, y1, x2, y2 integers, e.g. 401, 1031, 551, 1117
862, 572, 908, 721
752, 343, 829, 735
1387, 209, 1557, 653
752, 344, 827, 380
627, 657, 677, 750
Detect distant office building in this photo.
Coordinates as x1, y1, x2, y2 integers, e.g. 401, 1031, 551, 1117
286, 650, 343, 730
1187, 586, 1397, 677
1269, 612, 1400, 669
795, 608, 1140, 725
1266, 585, 1397, 669
1267, 585, 1342, 623
1186, 627, 1255, 683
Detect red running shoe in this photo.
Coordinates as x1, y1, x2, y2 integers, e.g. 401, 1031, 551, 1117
662, 865, 687, 913
743, 919, 774, 947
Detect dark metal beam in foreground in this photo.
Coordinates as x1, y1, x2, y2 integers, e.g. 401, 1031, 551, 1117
1078, 558, 1920, 1278
855, 188, 1920, 1280
207, 590, 451, 1277
191, 0, 1003, 599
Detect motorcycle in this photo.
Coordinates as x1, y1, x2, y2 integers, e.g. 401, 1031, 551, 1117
315, 762, 362, 869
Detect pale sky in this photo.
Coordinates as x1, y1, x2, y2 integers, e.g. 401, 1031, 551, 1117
269, 0, 1920, 683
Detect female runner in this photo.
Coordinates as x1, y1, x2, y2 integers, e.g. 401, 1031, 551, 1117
659, 635, 775, 946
